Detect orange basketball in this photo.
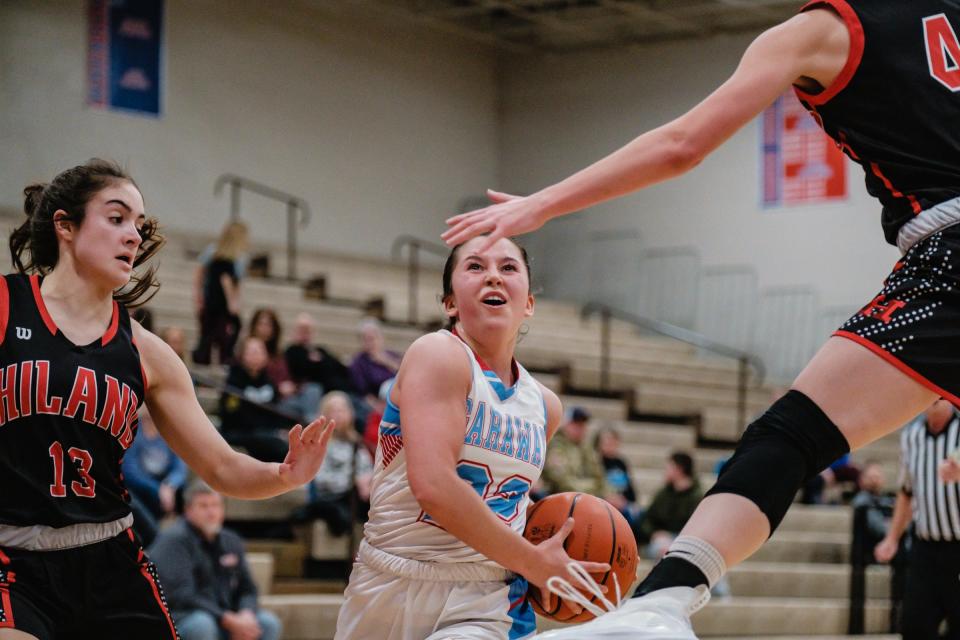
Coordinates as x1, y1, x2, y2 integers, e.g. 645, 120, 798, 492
523, 492, 639, 623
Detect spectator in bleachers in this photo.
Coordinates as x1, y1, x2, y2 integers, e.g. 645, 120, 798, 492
291, 391, 373, 535
851, 460, 894, 565
149, 481, 282, 640
285, 312, 355, 395
160, 325, 188, 361
875, 399, 960, 638
349, 317, 402, 405
192, 221, 248, 365
248, 307, 321, 422
219, 336, 291, 463
123, 406, 187, 544
801, 453, 862, 505
637, 452, 703, 558
595, 424, 640, 528
541, 407, 609, 497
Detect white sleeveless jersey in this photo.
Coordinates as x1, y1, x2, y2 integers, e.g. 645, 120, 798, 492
363, 330, 548, 566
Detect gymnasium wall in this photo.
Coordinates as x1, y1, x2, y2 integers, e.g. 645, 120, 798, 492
0, 0, 498, 258
497, 33, 900, 311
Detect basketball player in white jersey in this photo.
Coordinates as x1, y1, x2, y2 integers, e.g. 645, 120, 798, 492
334, 236, 610, 639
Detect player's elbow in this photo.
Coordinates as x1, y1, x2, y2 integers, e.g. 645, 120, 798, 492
662, 128, 705, 174
408, 467, 447, 514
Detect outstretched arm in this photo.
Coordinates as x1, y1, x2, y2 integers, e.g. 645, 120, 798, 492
442, 7, 850, 250
134, 323, 333, 499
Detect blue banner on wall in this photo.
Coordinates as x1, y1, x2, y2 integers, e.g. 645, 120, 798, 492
87, 0, 163, 116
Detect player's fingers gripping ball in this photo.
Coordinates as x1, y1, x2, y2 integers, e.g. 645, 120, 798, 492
523, 492, 639, 622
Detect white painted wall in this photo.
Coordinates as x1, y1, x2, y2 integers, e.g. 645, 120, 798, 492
498, 34, 900, 311
0, 0, 498, 257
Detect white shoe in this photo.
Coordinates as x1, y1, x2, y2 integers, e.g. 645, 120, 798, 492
533, 564, 709, 639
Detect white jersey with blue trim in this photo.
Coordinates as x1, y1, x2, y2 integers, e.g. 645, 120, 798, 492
363, 329, 548, 565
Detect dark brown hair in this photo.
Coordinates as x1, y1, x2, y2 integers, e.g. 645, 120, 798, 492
249, 307, 282, 356
441, 236, 532, 331
10, 158, 165, 307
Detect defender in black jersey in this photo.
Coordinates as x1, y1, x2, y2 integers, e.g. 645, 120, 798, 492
444, 2, 960, 638
0, 160, 334, 639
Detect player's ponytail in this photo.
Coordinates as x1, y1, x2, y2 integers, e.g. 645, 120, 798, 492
9, 159, 165, 308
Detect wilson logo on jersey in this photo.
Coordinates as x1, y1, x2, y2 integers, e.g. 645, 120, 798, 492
924, 13, 960, 92
0, 361, 139, 448
15, 327, 31, 340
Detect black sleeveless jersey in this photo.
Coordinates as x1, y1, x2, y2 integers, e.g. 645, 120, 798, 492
795, 0, 960, 245
0, 274, 145, 528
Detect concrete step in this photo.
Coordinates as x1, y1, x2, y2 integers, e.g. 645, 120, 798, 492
246, 551, 274, 595
245, 540, 308, 578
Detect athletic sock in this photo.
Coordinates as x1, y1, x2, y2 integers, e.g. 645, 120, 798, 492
632, 536, 725, 598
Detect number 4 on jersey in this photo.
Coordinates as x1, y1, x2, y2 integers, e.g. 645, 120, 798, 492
924, 13, 960, 91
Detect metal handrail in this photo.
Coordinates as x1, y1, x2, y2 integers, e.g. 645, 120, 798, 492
581, 302, 765, 436
190, 369, 304, 424
214, 174, 311, 281
391, 235, 449, 325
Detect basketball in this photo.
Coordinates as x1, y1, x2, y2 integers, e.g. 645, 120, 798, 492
523, 492, 639, 623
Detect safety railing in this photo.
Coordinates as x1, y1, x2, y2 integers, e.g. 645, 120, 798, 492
391, 235, 449, 325
214, 174, 311, 281
581, 302, 765, 433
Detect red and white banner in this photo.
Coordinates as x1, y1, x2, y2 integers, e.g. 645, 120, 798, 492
761, 92, 847, 207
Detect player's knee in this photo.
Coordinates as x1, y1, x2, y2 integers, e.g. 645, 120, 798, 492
176, 610, 219, 640
706, 390, 850, 533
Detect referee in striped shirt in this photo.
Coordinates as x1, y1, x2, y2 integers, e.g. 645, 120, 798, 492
875, 399, 960, 639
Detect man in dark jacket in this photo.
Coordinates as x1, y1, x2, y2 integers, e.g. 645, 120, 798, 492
149, 482, 281, 640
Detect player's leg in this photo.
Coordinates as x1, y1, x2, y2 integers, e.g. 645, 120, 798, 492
84, 531, 179, 639
0, 547, 60, 640
427, 576, 535, 640
672, 335, 935, 569
535, 338, 937, 639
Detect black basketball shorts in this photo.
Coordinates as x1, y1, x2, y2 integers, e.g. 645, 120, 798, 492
0, 528, 178, 639
836, 224, 960, 404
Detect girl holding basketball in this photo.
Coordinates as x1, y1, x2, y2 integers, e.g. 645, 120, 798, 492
445, 1, 960, 638
334, 235, 609, 640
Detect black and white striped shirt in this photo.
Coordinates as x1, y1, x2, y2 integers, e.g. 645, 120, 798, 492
900, 413, 960, 541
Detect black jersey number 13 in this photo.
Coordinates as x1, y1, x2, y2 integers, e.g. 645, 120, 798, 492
48, 441, 96, 498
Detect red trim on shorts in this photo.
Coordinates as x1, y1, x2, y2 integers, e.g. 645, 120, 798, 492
139, 564, 177, 638
29, 275, 58, 336
794, 0, 865, 106
0, 585, 13, 628
0, 277, 8, 348
101, 301, 120, 346
833, 330, 960, 406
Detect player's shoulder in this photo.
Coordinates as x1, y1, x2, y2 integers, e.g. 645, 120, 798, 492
131, 320, 188, 383
398, 331, 472, 381
533, 380, 562, 435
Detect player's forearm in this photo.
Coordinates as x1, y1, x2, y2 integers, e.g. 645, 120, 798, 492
534, 124, 699, 221
412, 471, 538, 577
206, 451, 292, 499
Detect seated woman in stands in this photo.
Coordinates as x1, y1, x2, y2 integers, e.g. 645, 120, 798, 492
247, 307, 321, 422
291, 391, 373, 535
219, 336, 292, 463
